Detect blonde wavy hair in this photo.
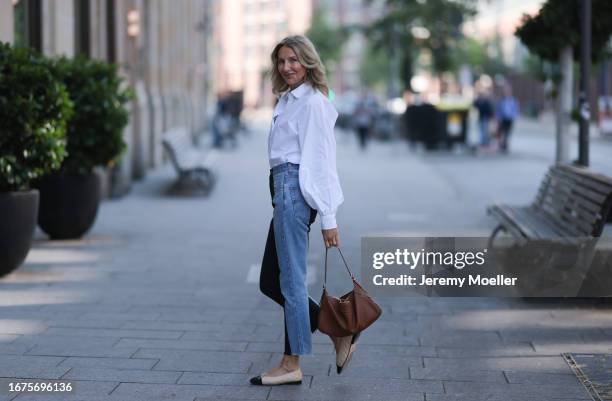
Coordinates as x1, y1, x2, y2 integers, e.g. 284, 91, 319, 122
270, 35, 329, 97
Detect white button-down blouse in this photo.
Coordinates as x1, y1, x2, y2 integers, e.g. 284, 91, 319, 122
268, 83, 344, 230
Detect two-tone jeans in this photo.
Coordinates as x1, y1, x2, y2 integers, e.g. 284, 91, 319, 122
259, 162, 319, 356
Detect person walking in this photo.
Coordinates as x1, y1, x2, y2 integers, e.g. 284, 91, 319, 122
353, 94, 373, 150
495, 86, 519, 153
250, 35, 351, 386
473, 90, 494, 147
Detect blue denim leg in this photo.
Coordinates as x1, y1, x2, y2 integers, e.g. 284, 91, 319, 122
272, 164, 313, 356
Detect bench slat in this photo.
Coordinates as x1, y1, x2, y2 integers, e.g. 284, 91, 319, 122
553, 167, 612, 197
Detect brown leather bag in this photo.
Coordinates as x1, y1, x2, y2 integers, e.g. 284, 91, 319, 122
318, 247, 382, 337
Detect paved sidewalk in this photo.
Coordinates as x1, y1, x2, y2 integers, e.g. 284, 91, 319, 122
0, 121, 610, 401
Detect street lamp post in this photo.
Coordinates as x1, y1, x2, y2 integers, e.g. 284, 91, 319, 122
578, 0, 591, 166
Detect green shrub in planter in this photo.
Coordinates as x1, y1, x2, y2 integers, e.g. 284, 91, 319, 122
50, 56, 133, 174
0, 42, 72, 191
0, 42, 72, 275
35, 56, 133, 239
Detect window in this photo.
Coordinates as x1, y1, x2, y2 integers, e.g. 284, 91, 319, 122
13, 0, 42, 51
74, 0, 91, 57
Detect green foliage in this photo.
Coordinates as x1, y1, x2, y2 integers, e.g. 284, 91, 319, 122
359, 43, 391, 89
306, 7, 349, 72
0, 42, 72, 192
365, 0, 476, 90
452, 36, 510, 77
515, 0, 612, 63
49, 56, 133, 174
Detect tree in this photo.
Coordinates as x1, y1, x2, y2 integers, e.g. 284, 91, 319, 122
515, 0, 612, 164
306, 7, 349, 74
365, 0, 477, 92
515, 0, 612, 64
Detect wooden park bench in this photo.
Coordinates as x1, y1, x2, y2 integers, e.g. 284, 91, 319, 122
487, 164, 612, 246
487, 164, 612, 295
162, 127, 216, 196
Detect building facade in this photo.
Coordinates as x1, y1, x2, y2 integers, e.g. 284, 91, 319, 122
1, 0, 215, 197
214, 0, 312, 108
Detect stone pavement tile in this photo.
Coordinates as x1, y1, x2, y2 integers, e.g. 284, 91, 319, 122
0, 322, 46, 336
58, 357, 157, 370
269, 376, 437, 401
359, 344, 437, 358
419, 331, 505, 348
423, 356, 573, 374
43, 327, 183, 340
0, 366, 69, 380
110, 383, 270, 400
43, 319, 125, 329
0, 343, 35, 356
532, 340, 612, 354
38, 304, 130, 313
222, 314, 290, 326
13, 335, 119, 349
133, 349, 270, 373
441, 381, 590, 399
0, 355, 64, 368
0, 311, 83, 321
321, 354, 418, 379
504, 371, 584, 385
498, 329, 603, 342
62, 367, 181, 383
425, 394, 591, 401
410, 366, 506, 382
156, 311, 223, 323
10, 381, 119, 401
436, 344, 537, 357
25, 344, 138, 358
115, 338, 247, 352
182, 330, 280, 342
354, 330, 419, 346
78, 312, 161, 321
120, 320, 225, 332
432, 309, 556, 331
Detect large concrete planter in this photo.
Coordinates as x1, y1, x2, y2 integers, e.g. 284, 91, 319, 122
0, 190, 39, 276
37, 172, 101, 240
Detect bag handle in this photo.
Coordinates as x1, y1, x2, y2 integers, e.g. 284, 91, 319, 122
323, 246, 355, 289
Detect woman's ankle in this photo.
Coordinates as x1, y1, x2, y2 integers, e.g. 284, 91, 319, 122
281, 355, 300, 370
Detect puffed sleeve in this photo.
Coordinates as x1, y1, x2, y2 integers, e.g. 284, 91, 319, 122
298, 94, 344, 230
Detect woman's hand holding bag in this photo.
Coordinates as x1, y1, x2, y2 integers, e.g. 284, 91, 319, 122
317, 247, 382, 337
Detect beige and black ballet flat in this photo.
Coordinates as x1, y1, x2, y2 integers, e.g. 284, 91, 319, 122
249, 368, 303, 386
335, 333, 360, 374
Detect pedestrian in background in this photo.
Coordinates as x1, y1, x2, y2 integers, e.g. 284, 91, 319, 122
353, 93, 373, 150
473, 89, 494, 147
251, 35, 351, 387
496, 86, 519, 153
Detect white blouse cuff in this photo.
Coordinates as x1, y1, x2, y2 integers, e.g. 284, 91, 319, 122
321, 214, 337, 230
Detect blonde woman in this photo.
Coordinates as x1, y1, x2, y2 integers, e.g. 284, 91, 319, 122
251, 36, 352, 386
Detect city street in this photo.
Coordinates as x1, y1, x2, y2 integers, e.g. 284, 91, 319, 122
1, 117, 611, 401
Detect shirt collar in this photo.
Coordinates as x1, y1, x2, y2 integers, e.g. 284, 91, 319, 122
287, 82, 311, 99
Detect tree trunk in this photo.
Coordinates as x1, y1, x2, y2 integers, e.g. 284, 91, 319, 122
556, 46, 573, 164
